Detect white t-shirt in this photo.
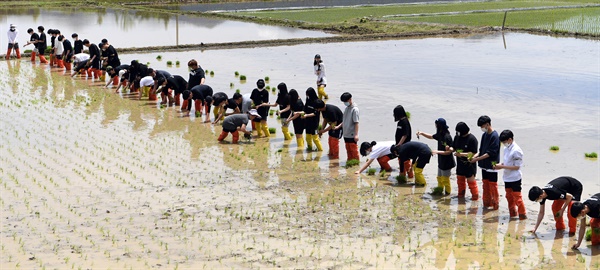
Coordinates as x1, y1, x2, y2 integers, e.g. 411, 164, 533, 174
7, 29, 18, 44
140, 76, 154, 87
368, 141, 395, 160
502, 141, 523, 182
55, 40, 64, 55
314, 62, 327, 85
73, 53, 89, 63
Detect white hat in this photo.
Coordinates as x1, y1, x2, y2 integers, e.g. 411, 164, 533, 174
10, 24, 16, 28
248, 109, 261, 119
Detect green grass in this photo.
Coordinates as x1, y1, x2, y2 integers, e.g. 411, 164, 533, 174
395, 8, 600, 34
550, 146, 560, 151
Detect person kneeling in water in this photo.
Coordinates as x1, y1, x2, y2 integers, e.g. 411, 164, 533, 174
218, 109, 261, 144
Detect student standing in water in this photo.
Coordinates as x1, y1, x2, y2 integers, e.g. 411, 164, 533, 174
316, 99, 343, 159
337, 92, 359, 162
6, 24, 20, 59
313, 54, 328, 100
470, 115, 500, 210
452, 122, 479, 200
393, 105, 413, 179
60, 35, 73, 71
416, 118, 455, 195
529, 176, 583, 234
250, 79, 270, 138
36, 26, 48, 64
285, 89, 305, 149
493, 130, 527, 220
71, 33, 83, 55
302, 87, 323, 151
259, 82, 292, 140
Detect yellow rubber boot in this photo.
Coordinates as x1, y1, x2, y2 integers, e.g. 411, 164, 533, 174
436, 176, 444, 189
261, 122, 270, 138
282, 126, 292, 140
305, 134, 313, 151
317, 85, 328, 100
312, 134, 323, 151
414, 167, 426, 186
255, 122, 263, 137
443, 176, 452, 195
296, 136, 304, 149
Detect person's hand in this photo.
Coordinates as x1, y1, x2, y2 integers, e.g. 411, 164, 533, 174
275, 111, 280, 116
556, 210, 563, 218
354, 135, 359, 142
301, 114, 306, 119
354, 171, 360, 174
572, 243, 580, 249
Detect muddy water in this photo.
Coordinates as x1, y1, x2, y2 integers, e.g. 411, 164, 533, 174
1, 33, 599, 269
0, 8, 331, 48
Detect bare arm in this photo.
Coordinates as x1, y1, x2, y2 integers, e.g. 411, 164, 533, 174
572, 216, 587, 249
417, 131, 434, 140
532, 204, 545, 233
355, 159, 374, 174
558, 193, 573, 217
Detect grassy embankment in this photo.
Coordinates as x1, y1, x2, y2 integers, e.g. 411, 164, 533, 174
223, 0, 600, 36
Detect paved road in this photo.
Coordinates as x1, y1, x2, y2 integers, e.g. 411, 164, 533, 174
166, 0, 467, 12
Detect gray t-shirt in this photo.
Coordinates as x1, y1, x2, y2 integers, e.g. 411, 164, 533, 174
222, 114, 249, 131
342, 103, 359, 139
241, 93, 252, 113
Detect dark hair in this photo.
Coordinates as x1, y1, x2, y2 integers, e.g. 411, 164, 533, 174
101, 38, 108, 44
570, 202, 585, 218
182, 90, 191, 100
256, 79, 265, 89
47, 29, 54, 34
57, 35, 64, 41
528, 186, 543, 201
55, 29, 60, 35
314, 99, 325, 109
360, 141, 377, 156
340, 92, 352, 102
277, 82, 288, 96
232, 93, 242, 100
130, 60, 139, 67
82, 39, 90, 45
204, 96, 213, 104
306, 87, 318, 101
455, 122, 470, 137
37, 25, 44, 32
477, 115, 491, 127
393, 105, 407, 121
499, 130, 514, 142
148, 68, 154, 75
27, 28, 34, 33
188, 59, 197, 67
289, 89, 299, 104
313, 54, 322, 66
71, 33, 78, 38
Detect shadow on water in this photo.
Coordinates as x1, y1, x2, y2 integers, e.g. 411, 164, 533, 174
0, 7, 332, 48
0, 32, 599, 269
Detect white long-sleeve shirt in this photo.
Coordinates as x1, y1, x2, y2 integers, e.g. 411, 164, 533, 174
55, 40, 64, 55
7, 29, 18, 44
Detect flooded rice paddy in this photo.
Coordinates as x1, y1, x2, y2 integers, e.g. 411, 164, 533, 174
0, 8, 332, 48
1, 32, 599, 269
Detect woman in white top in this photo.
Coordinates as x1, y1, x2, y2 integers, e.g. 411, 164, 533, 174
313, 54, 328, 100
355, 141, 396, 174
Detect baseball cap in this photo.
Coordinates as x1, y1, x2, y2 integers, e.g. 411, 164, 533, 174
248, 109, 261, 119
10, 24, 16, 29
435, 118, 448, 129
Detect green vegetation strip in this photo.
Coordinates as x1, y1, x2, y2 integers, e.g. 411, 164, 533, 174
394, 7, 600, 35
231, 1, 597, 23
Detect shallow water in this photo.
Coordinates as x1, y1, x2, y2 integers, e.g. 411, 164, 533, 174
1, 32, 599, 269
0, 8, 331, 47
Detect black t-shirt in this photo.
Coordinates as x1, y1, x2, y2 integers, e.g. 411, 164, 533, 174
154, 70, 172, 85
397, 141, 431, 170
74, 40, 83, 54
291, 99, 304, 125
395, 118, 412, 145
540, 176, 583, 205
433, 132, 456, 170
165, 75, 187, 94
30, 33, 39, 44
275, 93, 290, 118
62, 39, 73, 54
50, 36, 55, 48
453, 133, 478, 176
88, 44, 101, 67
37, 33, 47, 52
190, 85, 213, 101
322, 104, 343, 126
109, 64, 130, 78
106, 45, 120, 67
584, 193, 600, 218
188, 67, 205, 90
226, 98, 239, 110
303, 98, 320, 128
478, 130, 500, 170
251, 88, 269, 119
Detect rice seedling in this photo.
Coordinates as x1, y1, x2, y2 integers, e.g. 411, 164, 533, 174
549, 146, 559, 151
210, 71, 215, 76
235, 71, 240, 76
396, 175, 407, 184
585, 152, 598, 158
156, 55, 162, 60
366, 168, 377, 175
175, 60, 180, 66
430, 187, 444, 196
264, 76, 270, 82
345, 159, 360, 168
230, 82, 234, 88
239, 75, 247, 81
269, 110, 275, 116
166, 61, 173, 66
